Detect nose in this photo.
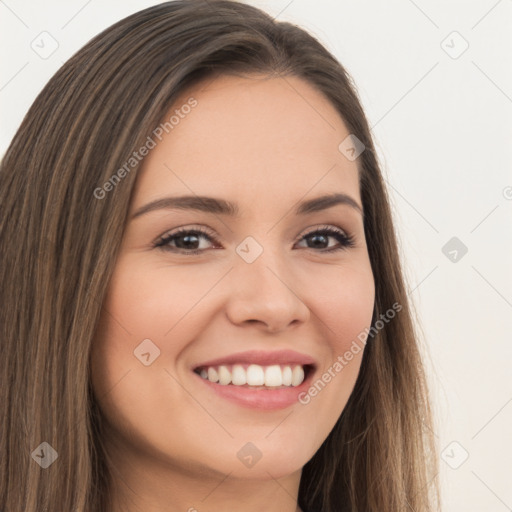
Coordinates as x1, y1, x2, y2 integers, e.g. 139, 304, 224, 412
225, 249, 310, 333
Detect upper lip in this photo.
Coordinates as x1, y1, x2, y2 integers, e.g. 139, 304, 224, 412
192, 349, 317, 370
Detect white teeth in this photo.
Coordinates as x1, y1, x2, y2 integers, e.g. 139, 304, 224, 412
197, 363, 308, 388
246, 364, 265, 386
264, 365, 282, 387
231, 364, 247, 385
282, 366, 292, 386
207, 367, 219, 383
218, 365, 231, 385
291, 365, 305, 386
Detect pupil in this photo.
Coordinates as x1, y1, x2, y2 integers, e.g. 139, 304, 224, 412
309, 234, 327, 248
177, 234, 199, 249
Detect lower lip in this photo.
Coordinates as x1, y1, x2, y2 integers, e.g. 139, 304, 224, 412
193, 369, 315, 410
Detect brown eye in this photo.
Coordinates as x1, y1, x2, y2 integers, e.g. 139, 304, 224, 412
295, 226, 355, 252
154, 227, 220, 254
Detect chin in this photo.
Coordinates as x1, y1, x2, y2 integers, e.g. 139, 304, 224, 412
195, 439, 312, 480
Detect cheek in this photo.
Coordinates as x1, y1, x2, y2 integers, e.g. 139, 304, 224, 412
311, 260, 375, 348
89, 256, 211, 411
89, 271, 191, 457
102, 258, 217, 334
298, 261, 374, 422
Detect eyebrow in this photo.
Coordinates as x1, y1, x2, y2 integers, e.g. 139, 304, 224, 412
131, 192, 363, 220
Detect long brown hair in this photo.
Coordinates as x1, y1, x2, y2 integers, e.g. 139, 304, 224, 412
0, 1, 440, 510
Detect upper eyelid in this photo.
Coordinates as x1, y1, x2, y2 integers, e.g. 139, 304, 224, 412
158, 223, 348, 237
296, 224, 348, 238
157, 225, 217, 242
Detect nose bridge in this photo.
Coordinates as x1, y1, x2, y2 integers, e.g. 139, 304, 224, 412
236, 233, 292, 290
225, 237, 310, 330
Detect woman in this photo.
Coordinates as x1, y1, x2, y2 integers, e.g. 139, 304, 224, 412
0, 1, 440, 511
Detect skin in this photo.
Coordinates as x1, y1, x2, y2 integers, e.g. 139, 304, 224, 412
90, 73, 375, 512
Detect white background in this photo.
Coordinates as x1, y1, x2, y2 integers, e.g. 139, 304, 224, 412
1, 1, 511, 510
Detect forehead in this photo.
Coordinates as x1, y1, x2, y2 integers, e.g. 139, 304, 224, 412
131, 74, 361, 212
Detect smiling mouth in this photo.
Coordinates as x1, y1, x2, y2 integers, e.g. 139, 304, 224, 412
193, 363, 314, 389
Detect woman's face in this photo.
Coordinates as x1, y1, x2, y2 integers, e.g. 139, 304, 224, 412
91, 74, 375, 487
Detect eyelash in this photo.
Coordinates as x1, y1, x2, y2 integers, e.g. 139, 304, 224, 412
153, 224, 355, 255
